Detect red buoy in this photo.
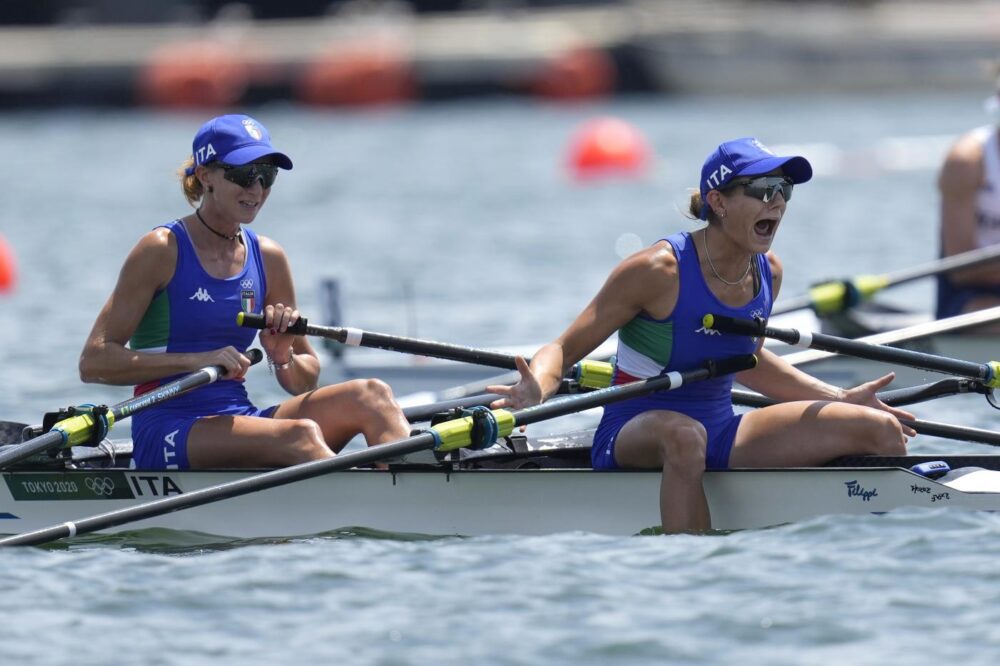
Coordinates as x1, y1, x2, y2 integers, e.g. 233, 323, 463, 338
567, 117, 651, 180
0, 234, 16, 293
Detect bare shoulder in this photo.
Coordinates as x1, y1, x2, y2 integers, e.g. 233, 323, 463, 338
631, 239, 679, 279
940, 130, 985, 191
123, 227, 177, 288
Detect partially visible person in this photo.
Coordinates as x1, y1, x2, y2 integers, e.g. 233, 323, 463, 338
935, 68, 1000, 327
490, 137, 914, 534
79, 114, 411, 470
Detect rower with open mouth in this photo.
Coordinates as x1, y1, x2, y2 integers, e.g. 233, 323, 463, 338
489, 136, 916, 534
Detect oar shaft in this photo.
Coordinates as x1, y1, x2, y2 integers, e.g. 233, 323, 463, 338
0, 350, 263, 470
771, 245, 1000, 316
240, 312, 522, 370
512, 355, 758, 429
706, 314, 997, 385
238, 313, 614, 389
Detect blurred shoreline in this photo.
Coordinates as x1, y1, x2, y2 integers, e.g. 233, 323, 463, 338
0, 0, 997, 108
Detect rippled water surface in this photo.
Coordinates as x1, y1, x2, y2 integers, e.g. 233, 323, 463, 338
2, 91, 1000, 664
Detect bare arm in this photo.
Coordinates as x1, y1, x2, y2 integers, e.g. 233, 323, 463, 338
939, 133, 997, 285
736, 252, 915, 434
79, 229, 250, 385
258, 235, 320, 395
492, 242, 680, 408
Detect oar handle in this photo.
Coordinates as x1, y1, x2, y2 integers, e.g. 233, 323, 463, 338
238, 312, 310, 336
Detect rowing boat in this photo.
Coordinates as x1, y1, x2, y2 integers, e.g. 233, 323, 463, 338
3, 425, 1000, 538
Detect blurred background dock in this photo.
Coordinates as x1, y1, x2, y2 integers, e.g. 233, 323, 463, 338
1, 0, 997, 108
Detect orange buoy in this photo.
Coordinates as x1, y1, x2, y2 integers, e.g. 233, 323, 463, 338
567, 117, 651, 180
297, 43, 415, 107
531, 47, 616, 101
0, 234, 16, 294
138, 40, 249, 109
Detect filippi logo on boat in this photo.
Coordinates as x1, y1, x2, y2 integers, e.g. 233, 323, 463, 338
844, 480, 878, 502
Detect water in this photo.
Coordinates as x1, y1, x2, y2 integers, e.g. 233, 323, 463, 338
2, 91, 1000, 664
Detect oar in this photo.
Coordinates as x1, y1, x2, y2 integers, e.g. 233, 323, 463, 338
772, 244, 1000, 316
0, 350, 264, 470
237, 312, 614, 390
731, 388, 1000, 446
780, 305, 1000, 368
704, 314, 1000, 388
0, 354, 757, 547
735, 377, 990, 410
402, 393, 501, 423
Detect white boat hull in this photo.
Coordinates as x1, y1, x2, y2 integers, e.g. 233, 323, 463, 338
3, 460, 998, 538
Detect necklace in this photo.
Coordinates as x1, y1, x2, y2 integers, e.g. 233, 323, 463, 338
196, 208, 240, 241
703, 230, 752, 286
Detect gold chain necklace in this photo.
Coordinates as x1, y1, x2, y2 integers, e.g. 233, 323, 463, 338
703, 229, 752, 286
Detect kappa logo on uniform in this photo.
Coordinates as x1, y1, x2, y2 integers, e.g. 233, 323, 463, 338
240, 279, 255, 312
189, 287, 215, 303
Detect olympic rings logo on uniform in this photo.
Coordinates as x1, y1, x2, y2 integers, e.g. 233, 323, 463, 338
85, 477, 115, 496
241, 279, 254, 289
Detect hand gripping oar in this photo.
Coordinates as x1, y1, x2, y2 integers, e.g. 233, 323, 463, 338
237, 312, 614, 390
0, 350, 264, 470
704, 313, 1000, 390
0, 353, 756, 547
772, 244, 1000, 316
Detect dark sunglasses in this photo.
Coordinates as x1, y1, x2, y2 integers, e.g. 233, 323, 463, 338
726, 175, 794, 203
219, 162, 279, 189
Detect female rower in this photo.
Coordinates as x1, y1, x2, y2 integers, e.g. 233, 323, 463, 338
79, 114, 410, 470
491, 137, 914, 534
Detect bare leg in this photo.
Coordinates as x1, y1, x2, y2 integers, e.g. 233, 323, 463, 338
187, 378, 410, 469
612, 410, 710, 534
271, 378, 411, 453
187, 414, 333, 468
729, 400, 906, 468
961, 296, 1000, 334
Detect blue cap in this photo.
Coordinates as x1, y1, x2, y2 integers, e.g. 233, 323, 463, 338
185, 114, 293, 176
698, 137, 812, 220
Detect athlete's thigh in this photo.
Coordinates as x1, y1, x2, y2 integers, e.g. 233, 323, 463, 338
270, 381, 378, 442
729, 400, 878, 468
187, 413, 312, 469
613, 409, 703, 469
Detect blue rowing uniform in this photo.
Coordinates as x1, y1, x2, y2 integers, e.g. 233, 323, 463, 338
129, 220, 274, 470
936, 126, 1000, 319
592, 231, 772, 470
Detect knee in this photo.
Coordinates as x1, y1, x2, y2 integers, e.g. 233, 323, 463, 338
352, 378, 398, 410
659, 421, 708, 472
284, 418, 331, 463
867, 411, 906, 455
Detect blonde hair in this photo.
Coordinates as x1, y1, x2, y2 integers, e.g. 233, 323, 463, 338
179, 156, 205, 207
687, 190, 724, 224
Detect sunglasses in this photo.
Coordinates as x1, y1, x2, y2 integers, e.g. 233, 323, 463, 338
726, 175, 794, 203
219, 162, 279, 189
